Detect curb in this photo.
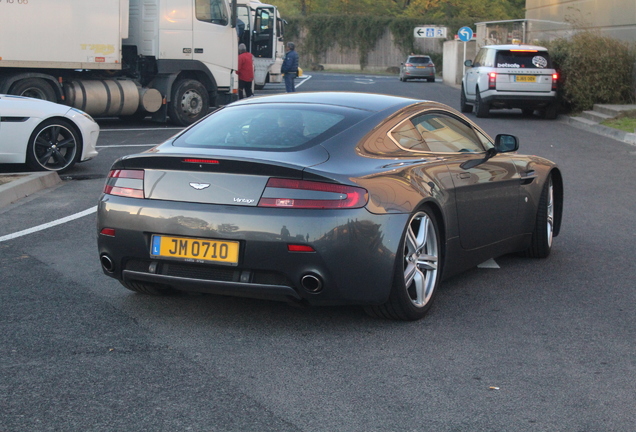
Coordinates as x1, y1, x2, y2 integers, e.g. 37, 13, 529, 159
566, 116, 636, 146
0, 172, 62, 209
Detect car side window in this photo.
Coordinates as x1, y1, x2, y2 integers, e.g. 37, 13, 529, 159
390, 121, 430, 151
474, 129, 494, 150
409, 113, 485, 153
473, 49, 486, 67
483, 49, 496, 68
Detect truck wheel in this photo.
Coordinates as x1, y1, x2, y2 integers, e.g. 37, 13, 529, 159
168, 79, 209, 126
26, 119, 80, 173
11, 78, 56, 102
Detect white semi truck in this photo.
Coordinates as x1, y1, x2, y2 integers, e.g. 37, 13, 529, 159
236, 0, 285, 89
0, 0, 240, 125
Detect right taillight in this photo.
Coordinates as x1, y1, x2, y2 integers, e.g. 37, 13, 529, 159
104, 169, 145, 198
258, 178, 368, 209
552, 73, 558, 91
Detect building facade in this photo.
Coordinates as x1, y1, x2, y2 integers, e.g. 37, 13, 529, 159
526, 0, 636, 42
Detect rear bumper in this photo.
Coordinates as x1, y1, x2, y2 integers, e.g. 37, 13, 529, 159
97, 195, 408, 306
481, 91, 557, 108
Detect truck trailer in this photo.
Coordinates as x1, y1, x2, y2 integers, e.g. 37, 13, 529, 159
0, 0, 240, 126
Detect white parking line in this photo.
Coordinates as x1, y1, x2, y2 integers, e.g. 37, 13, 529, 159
0, 206, 97, 243
96, 144, 159, 148
477, 258, 500, 269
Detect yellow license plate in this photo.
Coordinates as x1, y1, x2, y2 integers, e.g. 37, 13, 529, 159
151, 235, 239, 265
515, 75, 536, 82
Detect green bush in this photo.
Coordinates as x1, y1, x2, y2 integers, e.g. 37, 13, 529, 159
547, 32, 636, 112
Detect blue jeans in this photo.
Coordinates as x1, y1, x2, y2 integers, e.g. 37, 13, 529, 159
284, 72, 297, 92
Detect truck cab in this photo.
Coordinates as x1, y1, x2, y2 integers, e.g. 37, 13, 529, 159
236, 0, 285, 89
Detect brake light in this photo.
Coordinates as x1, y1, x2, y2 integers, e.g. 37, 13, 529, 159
288, 244, 315, 252
405, 63, 413, 67
183, 158, 219, 164
552, 73, 558, 91
104, 169, 145, 198
510, 49, 538, 52
427, 62, 435, 67
258, 178, 368, 209
488, 72, 497, 89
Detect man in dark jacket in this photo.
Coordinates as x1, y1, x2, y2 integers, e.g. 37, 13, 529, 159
281, 42, 299, 93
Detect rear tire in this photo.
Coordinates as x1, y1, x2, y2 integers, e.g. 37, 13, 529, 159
543, 103, 558, 120
427, 77, 435, 82
364, 208, 442, 321
120, 280, 177, 295
460, 84, 472, 113
168, 79, 209, 126
525, 174, 554, 258
474, 88, 489, 118
10, 78, 56, 102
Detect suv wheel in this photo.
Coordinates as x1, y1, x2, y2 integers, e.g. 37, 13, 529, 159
460, 85, 472, 113
474, 88, 490, 118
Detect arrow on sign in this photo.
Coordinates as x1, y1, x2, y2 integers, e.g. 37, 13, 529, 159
417, 29, 424, 36
459, 28, 471, 40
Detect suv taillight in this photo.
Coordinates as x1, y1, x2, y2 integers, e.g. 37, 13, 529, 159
258, 178, 368, 209
104, 169, 145, 198
552, 73, 558, 91
488, 72, 497, 90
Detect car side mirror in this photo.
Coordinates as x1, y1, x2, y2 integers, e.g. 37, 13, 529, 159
495, 134, 519, 153
464, 60, 473, 67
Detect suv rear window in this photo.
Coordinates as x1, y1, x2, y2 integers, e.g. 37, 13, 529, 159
408, 56, 431, 64
495, 51, 551, 69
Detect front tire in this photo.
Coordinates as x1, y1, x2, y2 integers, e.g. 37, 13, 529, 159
460, 84, 472, 113
474, 87, 490, 118
525, 175, 555, 258
168, 79, 210, 126
365, 208, 442, 321
26, 119, 81, 173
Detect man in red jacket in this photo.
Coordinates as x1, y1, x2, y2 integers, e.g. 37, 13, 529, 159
238, 43, 254, 99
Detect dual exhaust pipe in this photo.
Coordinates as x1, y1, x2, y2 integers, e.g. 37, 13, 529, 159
101, 253, 324, 294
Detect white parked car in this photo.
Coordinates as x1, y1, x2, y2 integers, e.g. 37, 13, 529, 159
460, 44, 558, 119
0, 95, 99, 172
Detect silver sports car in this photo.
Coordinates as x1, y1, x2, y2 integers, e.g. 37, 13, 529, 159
97, 92, 563, 320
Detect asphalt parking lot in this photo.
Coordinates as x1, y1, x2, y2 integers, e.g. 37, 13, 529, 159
1, 73, 635, 431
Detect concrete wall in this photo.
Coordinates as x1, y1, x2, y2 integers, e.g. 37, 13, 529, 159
526, 0, 636, 42
298, 29, 446, 71
442, 40, 476, 87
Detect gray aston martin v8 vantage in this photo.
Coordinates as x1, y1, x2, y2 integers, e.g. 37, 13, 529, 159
97, 92, 563, 320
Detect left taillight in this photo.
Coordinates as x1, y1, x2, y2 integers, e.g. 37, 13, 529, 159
103, 169, 145, 199
258, 178, 368, 209
551, 73, 558, 91
488, 72, 497, 90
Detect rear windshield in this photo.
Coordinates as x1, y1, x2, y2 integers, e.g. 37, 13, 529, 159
172, 103, 366, 151
408, 56, 431, 64
495, 51, 551, 69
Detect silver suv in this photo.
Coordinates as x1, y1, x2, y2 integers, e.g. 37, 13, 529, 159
460, 44, 558, 119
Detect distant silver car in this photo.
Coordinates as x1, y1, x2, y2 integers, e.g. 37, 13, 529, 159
399, 55, 436, 82
0, 94, 99, 172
